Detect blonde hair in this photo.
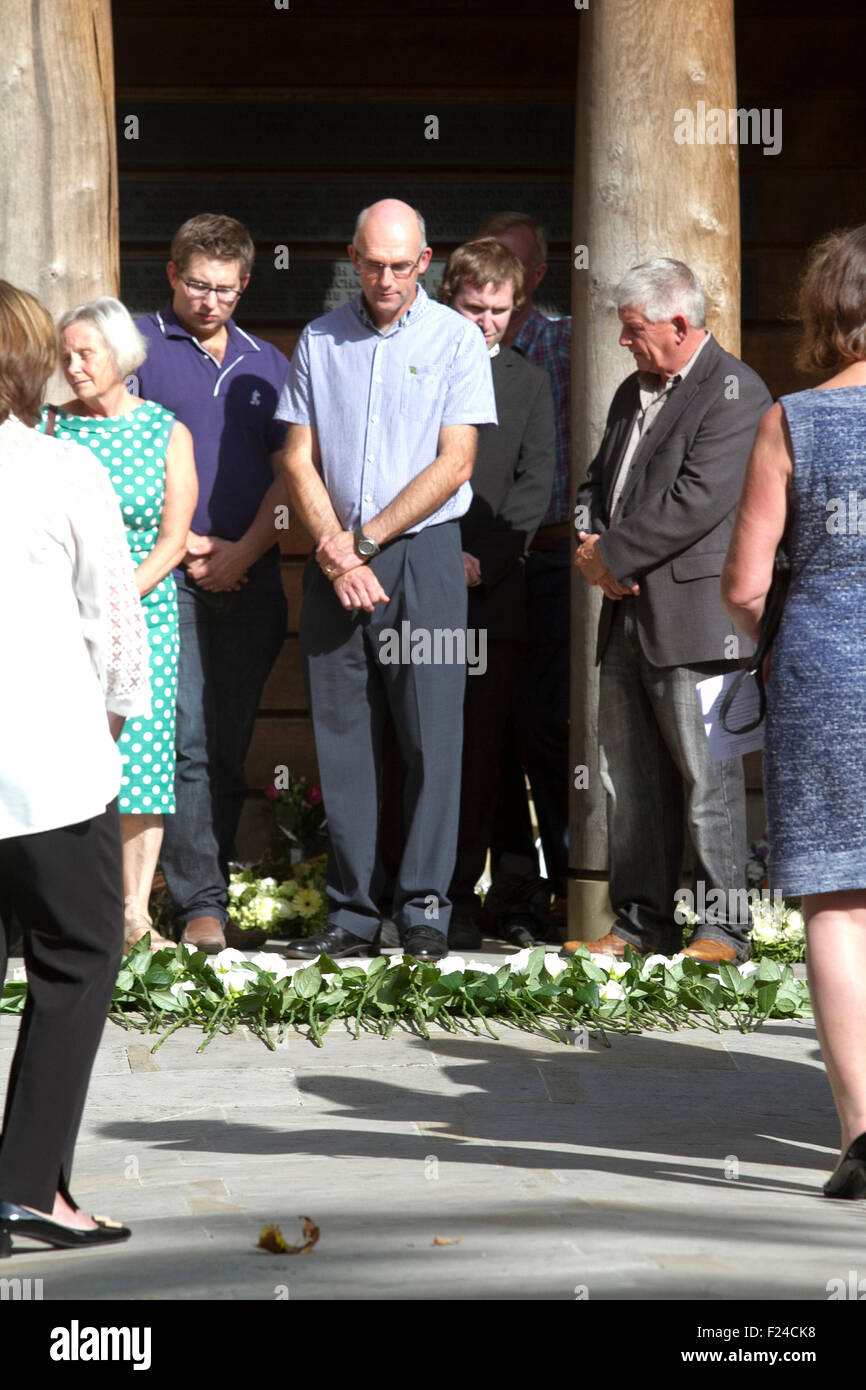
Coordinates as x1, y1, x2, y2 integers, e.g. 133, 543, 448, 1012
0, 280, 57, 426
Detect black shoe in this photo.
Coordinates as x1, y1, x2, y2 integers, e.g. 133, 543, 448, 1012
480, 853, 543, 935
0, 1201, 131, 1256
824, 1132, 866, 1199
448, 916, 482, 950
402, 926, 449, 961
283, 923, 379, 960
501, 909, 552, 948
378, 917, 402, 951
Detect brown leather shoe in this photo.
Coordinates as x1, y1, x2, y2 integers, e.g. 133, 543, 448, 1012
563, 931, 641, 958
682, 937, 738, 964
181, 915, 226, 954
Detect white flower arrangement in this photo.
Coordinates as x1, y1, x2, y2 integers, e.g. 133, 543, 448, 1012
227, 865, 326, 939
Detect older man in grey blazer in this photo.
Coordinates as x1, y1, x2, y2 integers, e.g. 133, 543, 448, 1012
574, 258, 772, 964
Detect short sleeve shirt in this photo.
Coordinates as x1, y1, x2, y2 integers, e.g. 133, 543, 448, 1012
276, 286, 498, 533
135, 306, 290, 583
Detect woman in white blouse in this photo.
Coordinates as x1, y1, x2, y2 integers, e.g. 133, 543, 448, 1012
0, 281, 151, 1256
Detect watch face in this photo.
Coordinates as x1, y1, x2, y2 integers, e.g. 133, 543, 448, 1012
359, 538, 377, 556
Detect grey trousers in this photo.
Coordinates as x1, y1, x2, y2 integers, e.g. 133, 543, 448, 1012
598, 604, 750, 957
300, 522, 467, 941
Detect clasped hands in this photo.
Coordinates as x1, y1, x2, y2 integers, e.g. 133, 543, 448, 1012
316, 529, 390, 613
184, 533, 249, 592
574, 532, 639, 600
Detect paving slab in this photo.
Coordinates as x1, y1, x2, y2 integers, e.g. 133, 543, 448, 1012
0, 953, 862, 1308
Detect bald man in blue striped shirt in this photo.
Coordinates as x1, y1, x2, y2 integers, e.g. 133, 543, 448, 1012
277, 199, 497, 962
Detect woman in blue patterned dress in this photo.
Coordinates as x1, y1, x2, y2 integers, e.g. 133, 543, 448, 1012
722, 226, 866, 1200
43, 298, 198, 951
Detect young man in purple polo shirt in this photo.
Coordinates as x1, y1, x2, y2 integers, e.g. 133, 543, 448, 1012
135, 214, 290, 952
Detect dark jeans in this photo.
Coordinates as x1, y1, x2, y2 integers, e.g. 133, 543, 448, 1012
159, 574, 287, 926
598, 604, 750, 957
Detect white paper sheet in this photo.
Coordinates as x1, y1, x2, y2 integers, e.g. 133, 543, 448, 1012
697, 671, 765, 760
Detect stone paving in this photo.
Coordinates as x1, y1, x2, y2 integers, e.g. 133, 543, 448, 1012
1, 947, 864, 1302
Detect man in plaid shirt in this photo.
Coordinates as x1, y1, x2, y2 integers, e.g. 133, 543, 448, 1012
477, 212, 571, 943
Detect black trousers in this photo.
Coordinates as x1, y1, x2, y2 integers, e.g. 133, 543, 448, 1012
450, 639, 526, 916
0, 802, 123, 1211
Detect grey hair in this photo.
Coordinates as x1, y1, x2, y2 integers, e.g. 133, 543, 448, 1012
614, 257, 707, 328
58, 296, 148, 377
353, 204, 427, 251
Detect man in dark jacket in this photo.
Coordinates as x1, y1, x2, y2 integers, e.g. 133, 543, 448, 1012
440, 238, 556, 948
574, 257, 772, 964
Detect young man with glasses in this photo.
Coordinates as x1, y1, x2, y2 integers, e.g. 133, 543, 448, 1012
278, 199, 497, 961
135, 214, 290, 953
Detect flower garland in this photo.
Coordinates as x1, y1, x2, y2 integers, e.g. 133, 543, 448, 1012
1, 940, 810, 1051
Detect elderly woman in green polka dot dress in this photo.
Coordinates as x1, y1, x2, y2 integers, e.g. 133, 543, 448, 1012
41, 298, 198, 951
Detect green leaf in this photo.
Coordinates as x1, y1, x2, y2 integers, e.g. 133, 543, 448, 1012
126, 945, 154, 978
147, 988, 187, 1013
755, 982, 779, 1014
144, 965, 175, 987
318, 987, 348, 1008
292, 965, 322, 999
573, 957, 608, 984
526, 947, 546, 982
718, 963, 749, 996
756, 957, 781, 983
435, 970, 465, 994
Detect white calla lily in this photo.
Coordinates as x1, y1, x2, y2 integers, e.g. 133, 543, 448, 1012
589, 953, 615, 972
505, 948, 533, 973
607, 958, 632, 979
436, 956, 466, 974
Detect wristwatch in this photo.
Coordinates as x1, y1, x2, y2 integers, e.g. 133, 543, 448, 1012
354, 527, 381, 559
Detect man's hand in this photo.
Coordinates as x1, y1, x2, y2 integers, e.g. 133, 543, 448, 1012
575, 532, 639, 600
332, 566, 390, 613
185, 536, 248, 592
462, 551, 482, 587
316, 530, 365, 580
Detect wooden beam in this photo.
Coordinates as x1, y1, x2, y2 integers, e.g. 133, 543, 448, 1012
569, 0, 741, 939
0, 1, 118, 400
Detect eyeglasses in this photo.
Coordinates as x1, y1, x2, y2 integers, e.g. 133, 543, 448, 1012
353, 253, 424, 280
179, 277, 244, 304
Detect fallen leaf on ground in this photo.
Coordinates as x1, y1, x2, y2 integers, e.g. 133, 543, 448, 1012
257, 1217, 320, 1255
433, 1235, 464, 1246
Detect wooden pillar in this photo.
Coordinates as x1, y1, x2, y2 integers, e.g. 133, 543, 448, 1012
0, 1, 118, 400
569, 0, 740, 938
